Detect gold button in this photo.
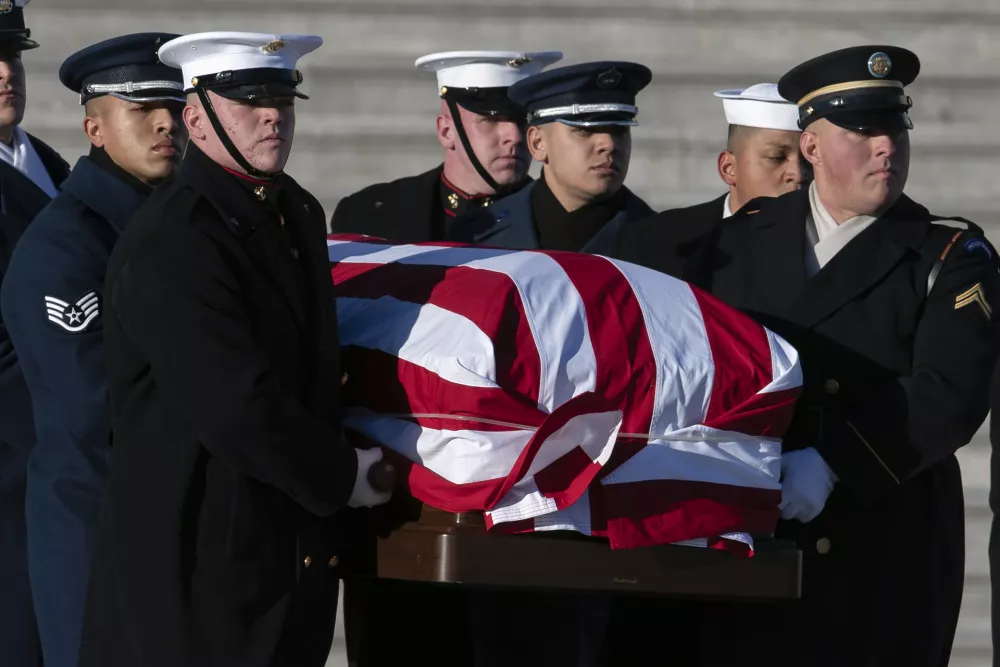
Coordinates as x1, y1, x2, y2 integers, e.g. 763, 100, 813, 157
303, 556, 312, 568
824, 379, 840, 395
816, 538, 831, 555
328, 555, 339, 569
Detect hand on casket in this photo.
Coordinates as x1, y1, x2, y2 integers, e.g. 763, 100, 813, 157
779, 447, 838, 523
348, 447, 394, 508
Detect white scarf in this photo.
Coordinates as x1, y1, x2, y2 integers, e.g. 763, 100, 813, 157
0, 125, 58, 198
804, 181, 878, 277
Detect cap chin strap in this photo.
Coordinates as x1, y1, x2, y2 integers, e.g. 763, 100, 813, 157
446, 98, 518, 197
195, 85, 278, 181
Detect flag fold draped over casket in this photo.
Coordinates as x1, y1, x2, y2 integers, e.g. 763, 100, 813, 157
328, 234, 802, 552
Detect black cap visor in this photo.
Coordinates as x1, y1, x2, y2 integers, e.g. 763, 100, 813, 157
826, 109, 913, 134
210, 82, 307, 101
443, 87, 522, 118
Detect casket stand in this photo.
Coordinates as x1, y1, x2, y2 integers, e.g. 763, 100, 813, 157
350, 494, 801, 602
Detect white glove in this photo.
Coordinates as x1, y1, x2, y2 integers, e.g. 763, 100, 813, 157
779, 447, 838, 523
347, 447, 393, 508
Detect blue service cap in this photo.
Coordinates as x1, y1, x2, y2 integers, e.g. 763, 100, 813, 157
509, 61, 652, 128
59, 32, 185, 105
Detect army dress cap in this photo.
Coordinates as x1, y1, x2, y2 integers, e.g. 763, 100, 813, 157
510, 61, 652, 128
158, 32, 321, 101
60, 33, 185, 105
778, 45, 920, 132
416, 50, 563, 117
714, 83, 800, 132
0, 0, 37, 50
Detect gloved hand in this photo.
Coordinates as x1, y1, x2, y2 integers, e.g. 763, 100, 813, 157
779, 447, 838, 523
348, 447, 395, 508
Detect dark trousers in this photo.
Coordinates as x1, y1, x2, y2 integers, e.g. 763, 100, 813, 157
0, 443, 41, 666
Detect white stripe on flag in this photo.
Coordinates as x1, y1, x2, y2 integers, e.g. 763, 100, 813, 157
344, 411, 534, 484
336, 296, 498, 388
610, 260, 714, 434
761, 328, 803, 394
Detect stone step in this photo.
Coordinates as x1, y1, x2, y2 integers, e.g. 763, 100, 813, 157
23, 7, 1000, 81
22, 67, 1000, 153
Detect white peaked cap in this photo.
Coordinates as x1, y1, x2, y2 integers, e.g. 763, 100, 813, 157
714, 83, 801, 132
415, 50, 564, 90
158, 32, 322, 87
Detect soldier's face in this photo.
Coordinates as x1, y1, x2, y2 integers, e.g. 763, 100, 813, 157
0, 48, 25, 133
85, 96, 186, 185
531, 122, 631, 207
209, 93, 296, 174
724, 129, 804, 204
456, 106, 529, 189
803, 119, 910, 218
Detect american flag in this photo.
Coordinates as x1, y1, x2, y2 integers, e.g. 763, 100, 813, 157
329, 234, 802, 553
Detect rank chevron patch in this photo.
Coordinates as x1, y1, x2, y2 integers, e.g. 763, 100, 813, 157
45, 291, 99, 333
954, 282, 992, 320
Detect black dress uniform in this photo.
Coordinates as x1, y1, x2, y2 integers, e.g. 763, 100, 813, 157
614, 46, 1000, 667
0, 34, 185, 667
78, 32, 361, 667
0, 4, 70, 665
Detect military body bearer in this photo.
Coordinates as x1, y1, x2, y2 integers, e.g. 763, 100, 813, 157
0, 33, 186, 667
331, 50, 561, 242
614, 45, 1000, 666
78, 31, 394, 667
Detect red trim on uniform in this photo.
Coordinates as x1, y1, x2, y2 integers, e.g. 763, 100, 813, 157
441, 172, 494, 201
222, 166, 274, 185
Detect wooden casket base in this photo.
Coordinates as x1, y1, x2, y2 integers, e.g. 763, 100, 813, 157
375, 507, 801, 601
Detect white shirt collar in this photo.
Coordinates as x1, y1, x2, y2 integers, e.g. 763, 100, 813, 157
722, 192, 733, 219
0, 126, 58, 198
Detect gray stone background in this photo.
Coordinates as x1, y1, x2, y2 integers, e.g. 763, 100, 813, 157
23, 2, 996, 664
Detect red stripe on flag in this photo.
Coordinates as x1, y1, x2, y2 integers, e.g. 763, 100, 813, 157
341, 348, 545, 428
545, 254, 658, 531
532, 446, 605, 510
328, 233, 387, 244
691, 288, 774, 428
333, 262, 542, 406
600, 478, 780, 550
704, 386, 802, 437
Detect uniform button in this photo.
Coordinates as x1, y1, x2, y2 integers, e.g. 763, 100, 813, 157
824, 379, 840, 395
816, 538, 831, 555
328, 555, 339, 569
303, 555, 312, 568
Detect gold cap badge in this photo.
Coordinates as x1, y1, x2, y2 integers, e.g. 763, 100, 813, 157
261, 39, 286, 54
867, 52, 892, 78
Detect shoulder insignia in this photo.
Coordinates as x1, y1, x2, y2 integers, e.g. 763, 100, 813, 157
45, 292, 99, 333
963, 236, 993, 260
939, 230, 964, 262
955, 283, 992, 320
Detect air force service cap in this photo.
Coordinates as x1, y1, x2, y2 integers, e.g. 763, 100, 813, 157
416, 50, 563, 116
778, 45, 919, 132
158, 32, 321, 100
0, 0, 36, 51
60, 33, 185, 105
510, 61, 652, 128
714, 83, 800, 132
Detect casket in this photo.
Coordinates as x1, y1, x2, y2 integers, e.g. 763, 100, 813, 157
373, 504, 801, 601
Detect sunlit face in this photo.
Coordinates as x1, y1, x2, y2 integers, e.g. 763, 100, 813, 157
439, 103, 530, 192
85, 96, 186, 184
802, 118, 910, 217
186, 91, 296, 174
723, 128, 804, 205
0, 47, 26, 136
529, 122, 631, 208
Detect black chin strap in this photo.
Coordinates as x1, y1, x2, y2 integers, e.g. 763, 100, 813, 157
195, 85, 277, 180
446, 98, 513, 196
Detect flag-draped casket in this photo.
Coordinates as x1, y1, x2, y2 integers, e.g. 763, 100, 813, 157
328, 234, 802, 552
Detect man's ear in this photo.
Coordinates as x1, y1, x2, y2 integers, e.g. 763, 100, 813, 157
182, 103, 208, 141
717, 150, 737, 187
800, 129, 821, 168
526, 125, 547, 163
436, 112, 456, 151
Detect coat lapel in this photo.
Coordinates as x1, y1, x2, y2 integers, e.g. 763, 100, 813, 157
468, 183, 540, 249
581, 188, 654, 254
790, 195, 929, 327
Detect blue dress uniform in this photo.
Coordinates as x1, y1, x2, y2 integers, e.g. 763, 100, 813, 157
615, 46, 1000, 667
0, 3, 70, 665
0, 33, 185, 667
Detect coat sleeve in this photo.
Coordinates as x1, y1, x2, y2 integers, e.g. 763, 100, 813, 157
819, 230, 1000, 503
109, 221, 358, 518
